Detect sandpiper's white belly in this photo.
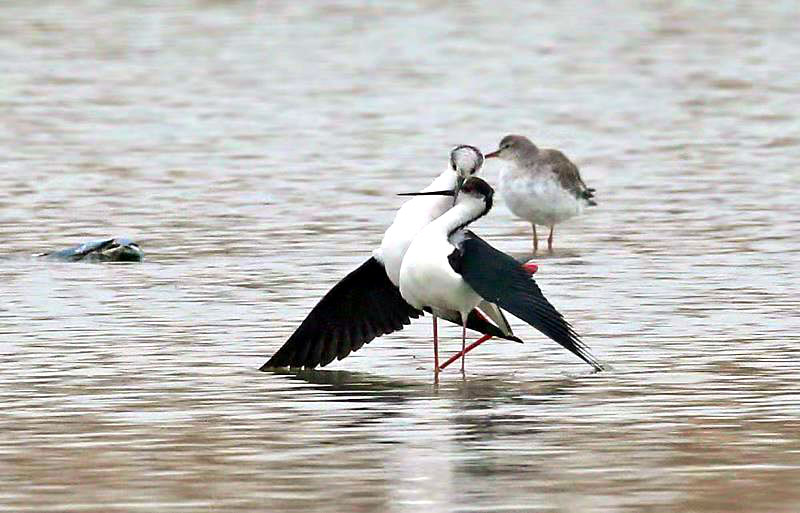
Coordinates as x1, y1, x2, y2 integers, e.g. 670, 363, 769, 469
499, 166, 583, 227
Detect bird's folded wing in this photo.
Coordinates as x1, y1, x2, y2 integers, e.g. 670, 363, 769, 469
458, 232, 602, 370
476, 300, 516, 340
260, 257, 423, 370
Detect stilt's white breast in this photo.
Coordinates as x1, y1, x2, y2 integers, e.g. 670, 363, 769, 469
399, 201, 485, 318
377, 204, 439, 286
374, 171, 458, 286
399, 234, 481, 317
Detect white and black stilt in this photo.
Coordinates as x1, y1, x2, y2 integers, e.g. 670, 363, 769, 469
399, 177, 603, 380
260, 146, 519, 371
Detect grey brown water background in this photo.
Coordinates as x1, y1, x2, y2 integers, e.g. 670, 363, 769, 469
2, 1, 800, 512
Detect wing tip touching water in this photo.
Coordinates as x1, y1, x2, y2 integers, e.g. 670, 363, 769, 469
259, 257, 422, 371
459, 233, 604, 371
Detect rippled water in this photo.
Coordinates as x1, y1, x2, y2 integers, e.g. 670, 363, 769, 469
2, 1, 800, 512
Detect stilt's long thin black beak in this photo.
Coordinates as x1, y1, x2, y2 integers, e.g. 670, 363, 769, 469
398, 190, 456, 196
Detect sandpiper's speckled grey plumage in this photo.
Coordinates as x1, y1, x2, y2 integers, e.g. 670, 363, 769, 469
486, 135, 596, 252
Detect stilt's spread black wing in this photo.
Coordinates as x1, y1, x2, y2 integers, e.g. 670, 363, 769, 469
455, 231, 603, 370
260, 257, 423, 370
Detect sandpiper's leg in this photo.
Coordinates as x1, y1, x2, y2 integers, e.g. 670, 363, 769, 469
433, 315, 440, 381
532, 224, 538, 253
548, 225, 554, 252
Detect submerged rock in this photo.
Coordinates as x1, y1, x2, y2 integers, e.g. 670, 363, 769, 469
38, 238, 143, 262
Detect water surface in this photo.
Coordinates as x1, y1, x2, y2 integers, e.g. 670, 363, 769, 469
1, 1, 799, 512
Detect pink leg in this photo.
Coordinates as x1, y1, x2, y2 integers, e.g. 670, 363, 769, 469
440, 334, 492, 370
547, 225, 554, 252
439, 263, 539, 371
433, 316, 439, 381
460, 324, 466, 372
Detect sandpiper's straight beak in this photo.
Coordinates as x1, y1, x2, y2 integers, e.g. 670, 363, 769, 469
484, 149, 501, 159
398, 190, 456, 197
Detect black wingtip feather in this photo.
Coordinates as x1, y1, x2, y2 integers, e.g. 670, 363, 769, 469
259, 257, 423, 371
458, 232, 604, 371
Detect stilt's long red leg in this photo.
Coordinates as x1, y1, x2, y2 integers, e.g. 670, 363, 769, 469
440, 334, 492, 370
433, 316, 439, 377
460, 324, 466, 372
438, 263, 539, 371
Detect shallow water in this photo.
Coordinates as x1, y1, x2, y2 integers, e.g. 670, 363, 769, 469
2, 1, 800, 512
